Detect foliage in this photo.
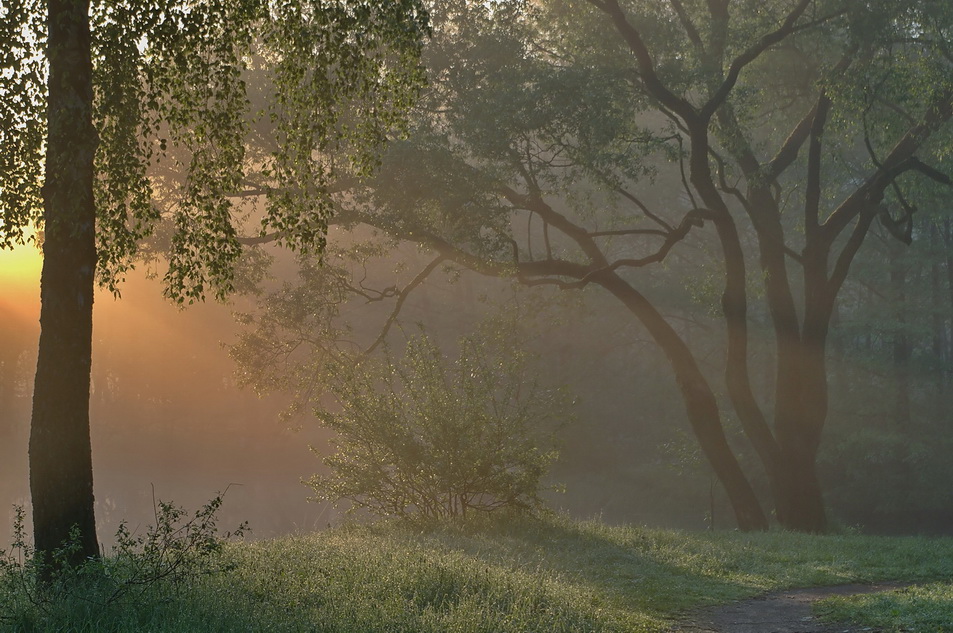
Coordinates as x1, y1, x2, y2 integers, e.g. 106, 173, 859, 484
816, 582, 953, 632
301, 0, 953, 531
0, 494, 245, 630
0, 0, 44, 249
2, 514, 953, 631
306, 329, 569, 520
0, 0, 431, 300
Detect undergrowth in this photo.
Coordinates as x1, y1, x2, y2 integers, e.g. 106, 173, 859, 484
0, 493, 246, 632
1, 511, 951, 632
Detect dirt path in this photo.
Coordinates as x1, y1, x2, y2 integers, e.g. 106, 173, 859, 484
670, 582, 904, 633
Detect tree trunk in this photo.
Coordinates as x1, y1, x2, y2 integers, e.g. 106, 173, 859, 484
29, 0, 100, 566
598, 271, 769, 531
773, 447, 827, 532
769, 244, 832, 533
929, 224, 945, 374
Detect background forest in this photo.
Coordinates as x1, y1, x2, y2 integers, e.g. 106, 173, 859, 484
1, 0, 952, 547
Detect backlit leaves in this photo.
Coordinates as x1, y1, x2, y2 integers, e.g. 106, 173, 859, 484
0, 0, 45, 249
0, 0, 429, 301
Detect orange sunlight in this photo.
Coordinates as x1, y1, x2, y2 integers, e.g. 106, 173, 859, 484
0, 237, 42, 317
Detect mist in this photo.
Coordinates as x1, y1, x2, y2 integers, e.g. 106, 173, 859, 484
0, 267, 332, 547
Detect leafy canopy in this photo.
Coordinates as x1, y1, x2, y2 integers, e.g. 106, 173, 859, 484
0, 0, 430, 301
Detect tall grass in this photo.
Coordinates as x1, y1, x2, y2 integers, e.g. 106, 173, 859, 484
2, 513, 952, 632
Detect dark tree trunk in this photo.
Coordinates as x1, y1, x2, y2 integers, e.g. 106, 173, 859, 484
774, 331, 829, 533
29, 0, 100, 566
598, 271, 769, 531
768, 244, 832, 533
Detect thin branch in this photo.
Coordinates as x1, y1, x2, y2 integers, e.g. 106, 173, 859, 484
236, 231, 284, 246
876, 95, 918, 126
566, 208, 711, 284
585, 163, 675, 231
345, 282, 398, 303
363, 255, 447, 355
702, 3, 847, 119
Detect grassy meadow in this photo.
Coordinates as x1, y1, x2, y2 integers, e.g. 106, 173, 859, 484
2, 513, 953, 632
817, 582, 953, 632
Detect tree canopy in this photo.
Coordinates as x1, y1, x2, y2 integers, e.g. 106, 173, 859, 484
1, 0, 430, 300
0, 0, 430, 564
234, 0, 953, 532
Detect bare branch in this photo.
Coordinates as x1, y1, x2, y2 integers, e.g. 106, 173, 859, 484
363, 255, 447, 355
236, 231, 284, 246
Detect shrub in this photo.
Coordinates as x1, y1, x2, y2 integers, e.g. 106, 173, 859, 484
307, 330, 570, 519
0, 493, 245, 629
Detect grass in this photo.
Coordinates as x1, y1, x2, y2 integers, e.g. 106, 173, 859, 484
3, 513, 953, 632
816, 582, 953, 632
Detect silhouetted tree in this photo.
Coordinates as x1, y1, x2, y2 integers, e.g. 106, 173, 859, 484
0, 0, 428, 566
235, 0, 953, 531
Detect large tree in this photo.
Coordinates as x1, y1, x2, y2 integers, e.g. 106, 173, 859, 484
0, 0, 428, 565
234, 0, 953, 531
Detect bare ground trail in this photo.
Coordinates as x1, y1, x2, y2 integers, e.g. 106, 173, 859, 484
670, 582, 906, 633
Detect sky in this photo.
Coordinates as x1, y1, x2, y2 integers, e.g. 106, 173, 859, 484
0, 237, 42, 317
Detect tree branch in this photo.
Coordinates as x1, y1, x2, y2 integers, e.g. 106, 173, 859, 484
363, 255, 448, 355
669, 0, 706, 54
589, 0, 698, 123
822, 87, 953, 240
702, 2, 845, 120
566, 208, 711, 285
804, 92, 832, 233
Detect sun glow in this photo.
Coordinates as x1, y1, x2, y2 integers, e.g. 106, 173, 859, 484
0, 236, 42, 300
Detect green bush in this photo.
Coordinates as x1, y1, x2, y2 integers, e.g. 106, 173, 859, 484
0, 494, 245, 630
307, 330, 570, 519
